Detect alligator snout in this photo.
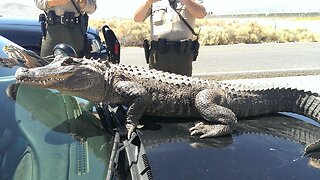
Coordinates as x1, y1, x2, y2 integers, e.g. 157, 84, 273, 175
15, 66, 27, 73
15, 67, 29, 79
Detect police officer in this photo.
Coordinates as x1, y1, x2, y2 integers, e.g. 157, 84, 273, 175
35, 0, 97, 57
134, 0, 206, 76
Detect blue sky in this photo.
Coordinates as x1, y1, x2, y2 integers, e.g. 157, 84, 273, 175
1, 0, 320, 19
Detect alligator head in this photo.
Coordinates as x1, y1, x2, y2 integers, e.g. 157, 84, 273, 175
15, 56, 109, 102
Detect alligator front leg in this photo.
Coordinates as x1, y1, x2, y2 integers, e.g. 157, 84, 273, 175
190, 89, 237, 138
114, 81, 151, 138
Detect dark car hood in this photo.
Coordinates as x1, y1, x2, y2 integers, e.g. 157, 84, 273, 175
139, 114, 320, 179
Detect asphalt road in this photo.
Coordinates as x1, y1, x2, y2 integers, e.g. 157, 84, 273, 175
120, 42, 320, 92
120, 42, 320, 77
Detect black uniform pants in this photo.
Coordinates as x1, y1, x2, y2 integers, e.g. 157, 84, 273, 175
40, 23, 84, 57
149, 49, 194, 77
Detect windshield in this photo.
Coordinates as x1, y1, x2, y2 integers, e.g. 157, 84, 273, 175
1, 81, 112, 179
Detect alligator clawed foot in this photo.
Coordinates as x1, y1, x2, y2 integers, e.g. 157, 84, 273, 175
305, 139, 320, 154
126, 123, 144, 139
189, 122, 233, 138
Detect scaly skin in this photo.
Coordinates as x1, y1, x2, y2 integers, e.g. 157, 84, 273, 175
14, 55, 320, 152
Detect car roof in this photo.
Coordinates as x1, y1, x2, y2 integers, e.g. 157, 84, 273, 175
138, 114, 320, 179
0, 17, 40, 26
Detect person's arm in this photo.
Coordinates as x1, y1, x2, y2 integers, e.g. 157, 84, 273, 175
34, 0, 70, 10
80, 0, 97, 14
180, 0, 206, 19
134, 0, 160, 22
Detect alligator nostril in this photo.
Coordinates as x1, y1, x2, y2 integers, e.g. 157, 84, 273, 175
15, 67, 29, 77
21, 68, 28, 72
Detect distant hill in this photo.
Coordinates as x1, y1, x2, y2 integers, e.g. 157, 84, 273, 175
0, 3, 41, 18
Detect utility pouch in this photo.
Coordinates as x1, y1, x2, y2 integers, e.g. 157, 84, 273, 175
70, 0, 88, 35
192, 40, 200, 61
157, 38, 167, 53
68, 12, 75, 27
47, 11, 55, 25
143, 39, 150, 64
80, 13, 89, 35
150, 40, 158, 50
178, 40, 187, 54
185, 40, 192, 54
63, 12, 70, 26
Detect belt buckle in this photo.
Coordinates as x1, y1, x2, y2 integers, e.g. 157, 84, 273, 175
60, 15, 64, 25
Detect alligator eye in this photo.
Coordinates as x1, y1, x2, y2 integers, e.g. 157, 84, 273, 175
61, 57, 79, 66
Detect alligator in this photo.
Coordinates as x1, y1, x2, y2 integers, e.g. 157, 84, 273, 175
14, 54, 320, 153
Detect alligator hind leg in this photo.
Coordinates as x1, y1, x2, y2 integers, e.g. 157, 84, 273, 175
190, 89, 237, 138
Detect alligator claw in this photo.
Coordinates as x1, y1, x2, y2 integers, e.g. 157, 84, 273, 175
126, 124, 144, 139
126, 124, 135, 139
189, 122, 232, 138
305, 139, 320, 154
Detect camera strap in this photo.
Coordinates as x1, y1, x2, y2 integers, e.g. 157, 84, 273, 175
169, 2, 199, 40
71, 0, 81, 14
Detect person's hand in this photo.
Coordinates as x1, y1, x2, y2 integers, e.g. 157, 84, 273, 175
179, 0, 206, 18
180, 0, 191, 4
146, 0, 161, 6
78, 0, 87, 10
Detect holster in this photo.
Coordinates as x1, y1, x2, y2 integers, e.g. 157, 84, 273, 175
147, 38, 200, 61
80, 13, 89, 35
192, 40, 200, 61
39, 13, 47, 38
46, 11, 55, 25
143, 39, 150, 64
82, 35, 92, 58
157, 38, 167, 53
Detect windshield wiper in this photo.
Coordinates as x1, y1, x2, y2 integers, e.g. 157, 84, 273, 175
107, 131, 153, 180
96, 103, 153, 180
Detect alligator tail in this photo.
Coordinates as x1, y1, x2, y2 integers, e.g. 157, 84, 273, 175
226, 87, 320, 122
295, 90, 320, 122
226, 87, 320, 153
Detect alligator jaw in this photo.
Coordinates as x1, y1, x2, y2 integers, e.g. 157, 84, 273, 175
15, 67, 71, 88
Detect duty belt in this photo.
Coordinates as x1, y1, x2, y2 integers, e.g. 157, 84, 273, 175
50, 15, 80, 25
46, 11, 80, 26
143, 38, 200, 62
150, 38, 196, 54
